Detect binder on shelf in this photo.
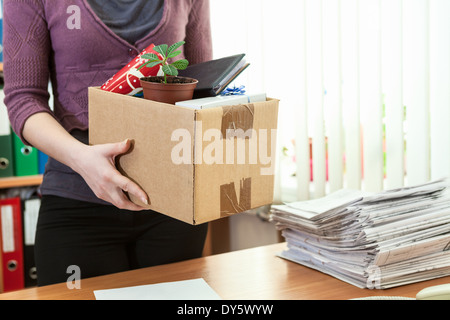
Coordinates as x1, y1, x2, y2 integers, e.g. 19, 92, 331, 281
12, 133, 39, 176
0, 89, 14, 178
0, 197, 25, 293
38, 150, 49, 174
22, 197, 40, 287
0, 132, 14, 178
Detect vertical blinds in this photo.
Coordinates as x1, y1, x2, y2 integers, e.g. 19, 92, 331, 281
210, 0, 450, 201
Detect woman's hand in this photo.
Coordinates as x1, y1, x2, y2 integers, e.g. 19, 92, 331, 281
22, 112, 149, 211
74, 139, 149, 211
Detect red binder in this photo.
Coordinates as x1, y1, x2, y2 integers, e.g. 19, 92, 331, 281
0, 197, 24, 292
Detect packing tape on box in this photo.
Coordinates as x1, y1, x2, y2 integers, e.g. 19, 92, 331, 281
220, 178, 251, 217
221, 104, 255, 139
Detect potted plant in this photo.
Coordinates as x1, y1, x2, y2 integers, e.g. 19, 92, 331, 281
139, 41, 198, 104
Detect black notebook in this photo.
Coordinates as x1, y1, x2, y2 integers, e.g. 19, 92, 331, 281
178, 54, 249, 98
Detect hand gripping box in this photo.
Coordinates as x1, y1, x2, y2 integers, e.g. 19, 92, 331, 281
88, 87, 279, 225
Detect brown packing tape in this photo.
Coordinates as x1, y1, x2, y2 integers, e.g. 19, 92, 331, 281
221, 104, 255, 139
220, 178, 251, 217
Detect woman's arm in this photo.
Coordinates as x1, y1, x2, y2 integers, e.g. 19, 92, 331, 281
23, 112, 149, 210
3, 1, 148, 210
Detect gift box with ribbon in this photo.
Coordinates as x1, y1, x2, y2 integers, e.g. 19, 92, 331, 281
101, 44, 162, 96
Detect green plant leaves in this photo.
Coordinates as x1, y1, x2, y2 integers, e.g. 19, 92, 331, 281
144, 41, 188, 79
162, 64, 178, 76
153, 44, 168, 58
141, 53, 160, 61
145, 60, 163, 68
167, 41, 185, 58
168, 50, 182, 58
171, 59, 189, 70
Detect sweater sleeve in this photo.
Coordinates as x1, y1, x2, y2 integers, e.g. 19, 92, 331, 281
3, 0, 54, 145
184, 0, 213, 65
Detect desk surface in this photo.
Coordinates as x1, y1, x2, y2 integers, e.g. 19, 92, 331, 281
1, 243, 449, 300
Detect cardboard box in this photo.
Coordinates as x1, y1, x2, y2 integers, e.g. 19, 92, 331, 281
88, 87, 279, 225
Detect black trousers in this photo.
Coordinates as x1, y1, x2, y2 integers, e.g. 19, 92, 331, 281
34, 195, 208, 286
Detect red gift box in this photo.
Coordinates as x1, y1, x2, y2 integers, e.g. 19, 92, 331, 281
101, 44, 162, 96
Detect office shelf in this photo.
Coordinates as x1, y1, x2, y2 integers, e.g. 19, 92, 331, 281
0, 175, 43, 189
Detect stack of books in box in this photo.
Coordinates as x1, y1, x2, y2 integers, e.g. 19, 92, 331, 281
271, 178, 450, 289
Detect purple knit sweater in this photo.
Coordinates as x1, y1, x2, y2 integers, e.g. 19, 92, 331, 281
3, 0, 212, 143
3, 0, 212, 204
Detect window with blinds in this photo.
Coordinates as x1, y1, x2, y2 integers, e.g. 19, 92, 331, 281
210, 0, 450, 202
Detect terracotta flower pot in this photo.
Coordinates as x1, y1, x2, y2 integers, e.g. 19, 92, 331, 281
140, 76, 198, 105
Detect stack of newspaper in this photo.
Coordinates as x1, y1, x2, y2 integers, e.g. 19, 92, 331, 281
271, 178, 450, 289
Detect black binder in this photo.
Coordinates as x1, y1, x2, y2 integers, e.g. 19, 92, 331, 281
178, 54, 249, 98
22, 197, 40, 287
0, 133, 14, 178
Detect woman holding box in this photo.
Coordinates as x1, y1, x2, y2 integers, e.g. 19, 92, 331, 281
3, 0, 212, 286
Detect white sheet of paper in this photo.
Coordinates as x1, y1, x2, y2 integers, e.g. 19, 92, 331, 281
93, 278, 221, 300
285, 189, 369, 216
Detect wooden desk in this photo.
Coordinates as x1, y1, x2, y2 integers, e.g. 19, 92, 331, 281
1, 243, 449, 300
